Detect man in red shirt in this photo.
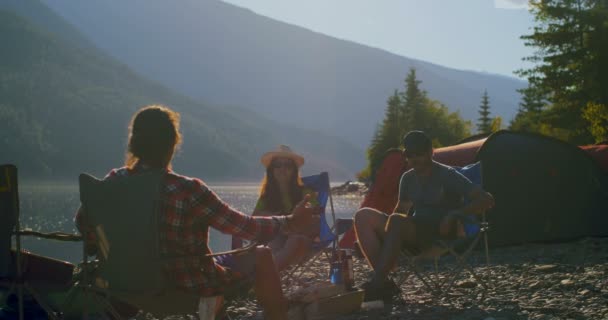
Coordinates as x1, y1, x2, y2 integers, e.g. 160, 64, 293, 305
76, 105, 318, 319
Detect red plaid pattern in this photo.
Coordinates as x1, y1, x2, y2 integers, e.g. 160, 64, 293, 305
76, 166, 284, 296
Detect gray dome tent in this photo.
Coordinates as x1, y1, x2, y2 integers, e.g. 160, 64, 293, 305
477, 131, 608, 246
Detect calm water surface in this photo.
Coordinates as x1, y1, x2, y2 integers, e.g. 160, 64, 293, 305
16, 183, 363, 264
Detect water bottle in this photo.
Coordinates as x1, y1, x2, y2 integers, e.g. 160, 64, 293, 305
342, 249, 354, 290
329, 250, 343, 285
330, 261, 343, 284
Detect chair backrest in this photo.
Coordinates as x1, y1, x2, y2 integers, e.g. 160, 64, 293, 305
453, 162, 483, 238
78, 171, 165, 293
301, 172, 336, 247
0, 164, 18, 278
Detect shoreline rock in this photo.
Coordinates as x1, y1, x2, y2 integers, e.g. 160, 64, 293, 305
331, 181, 369, 196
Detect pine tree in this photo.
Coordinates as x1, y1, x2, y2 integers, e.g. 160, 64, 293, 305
401, 68, 425, 130
516, 0, 608, 143
366, 91, 403, 178
510, 85, 546, 132
477, 90, 492, 134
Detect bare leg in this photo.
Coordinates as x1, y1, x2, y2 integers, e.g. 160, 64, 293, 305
354, 208, 389, 270
371, 214, 416, 285
254, 247, 287, 320
274, 234, 312, 271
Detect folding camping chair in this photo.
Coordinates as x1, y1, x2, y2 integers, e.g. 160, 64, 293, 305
280, 172, 353, 285
73, 171, 252, 319
0, 164, 82, 320
396, 162, 491, 300
231, 172, 353, 284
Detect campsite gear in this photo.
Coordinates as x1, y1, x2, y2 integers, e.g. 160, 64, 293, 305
270, 173, 352, 284
75, 171, 257, 319
476, 131, 608, 246
329, 260, 343, 285
342, 249, 354, 290
261, 145, 305, 168
1, 164, 82, 320
328, 249, 353, 288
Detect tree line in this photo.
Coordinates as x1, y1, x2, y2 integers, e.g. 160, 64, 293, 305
360, 68, 503, 180
511, 0, 608, 144
362, 0, 607, 181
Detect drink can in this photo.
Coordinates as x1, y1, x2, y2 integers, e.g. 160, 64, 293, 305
330, 261, 343, 284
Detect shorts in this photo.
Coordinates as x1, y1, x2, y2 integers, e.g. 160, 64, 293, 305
398, 208, 448, 253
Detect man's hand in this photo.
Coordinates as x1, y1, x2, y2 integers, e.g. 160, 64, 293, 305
285, 194, 321, 234
440, 213, 465, 239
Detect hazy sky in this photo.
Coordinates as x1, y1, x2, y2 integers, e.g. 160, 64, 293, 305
221, 0, 535, 78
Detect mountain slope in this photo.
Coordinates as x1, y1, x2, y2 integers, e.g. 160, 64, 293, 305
0, 7, 363, 180
40, 0, 526, 148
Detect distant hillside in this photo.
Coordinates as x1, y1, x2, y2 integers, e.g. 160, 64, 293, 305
40, 0, 527, 149
0, 6, 363, 180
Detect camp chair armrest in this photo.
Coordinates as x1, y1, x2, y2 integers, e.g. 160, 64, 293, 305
16, 230, 83, 242
205, 241, 258, 258
160, 241, 260, 261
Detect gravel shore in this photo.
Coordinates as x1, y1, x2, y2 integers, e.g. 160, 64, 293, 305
224, 237, 608, 320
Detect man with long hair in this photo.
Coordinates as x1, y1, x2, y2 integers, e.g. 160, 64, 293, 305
76, 105, 318, 319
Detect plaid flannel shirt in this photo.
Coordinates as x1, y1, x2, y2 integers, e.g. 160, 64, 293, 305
76, 166, 286, 296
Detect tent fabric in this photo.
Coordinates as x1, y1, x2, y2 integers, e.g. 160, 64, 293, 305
579, 144, 608, 173
433, 138, 486, 167
339, 131, 608, 249
477, 131, 608, 246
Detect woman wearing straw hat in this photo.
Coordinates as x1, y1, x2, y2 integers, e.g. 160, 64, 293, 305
254, 145, 319, 271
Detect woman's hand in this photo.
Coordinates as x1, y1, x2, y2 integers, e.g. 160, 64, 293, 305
285, 194, 321, 234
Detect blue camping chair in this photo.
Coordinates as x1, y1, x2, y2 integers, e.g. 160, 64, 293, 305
397, 162, 491, 299
282, 172, 353, 283
232, 172, 352, 282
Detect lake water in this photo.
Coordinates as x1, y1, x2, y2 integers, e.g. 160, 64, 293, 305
16, 183, 363, 264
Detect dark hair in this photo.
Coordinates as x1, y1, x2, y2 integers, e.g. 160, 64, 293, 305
125, 105, 182, 169
402, 130, 432, 153
258, 159, 304, 213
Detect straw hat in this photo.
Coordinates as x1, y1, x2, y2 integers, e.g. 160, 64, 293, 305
261, 145, 305, 168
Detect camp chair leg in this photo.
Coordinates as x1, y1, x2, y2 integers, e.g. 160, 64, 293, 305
484, 231, 490, 266
93, 292, 122, 320
282, 249, 325, 285
443, 244, 489, 299
401, 254, 442, 295
23, 284, 62, 320
17, 284, 23, 320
